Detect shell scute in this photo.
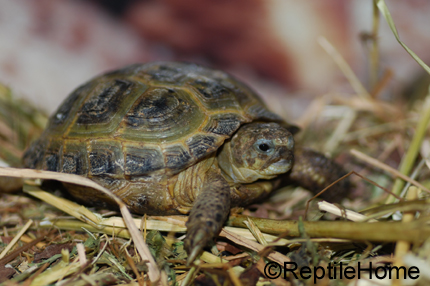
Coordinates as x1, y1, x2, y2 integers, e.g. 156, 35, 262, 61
187, 77, 242, 111
247, 104, 284, 122
68, 78, 147, 137
145, 64, 187, 83
76, 79, 133, 125
23, 138, 46, 169
43, 152, 59, 172
204, 113, 244, 137
62, 141, 88, 175
164, 144, 193, 173
24, 62, 282, 186
88, 140, 124, 177
124, 87, 191, 129
186, 134, 219, 159
42, 139, 63, 172
48, 81, 96, 135
62, 152, 81, 174
124, 146, 165, 177
89, 150, 116, 176
222, 81, 257, 107
191, 77, 230, 99
118, 87, 204, 143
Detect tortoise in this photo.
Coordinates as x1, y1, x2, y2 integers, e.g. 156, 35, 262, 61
23, 62, 348, 263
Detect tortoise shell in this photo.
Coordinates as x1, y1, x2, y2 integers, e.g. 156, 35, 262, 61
23, 62, 284, 186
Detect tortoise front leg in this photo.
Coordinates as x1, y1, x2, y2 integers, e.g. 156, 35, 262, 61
185, 171, 231, 264
288, 148, 350, 202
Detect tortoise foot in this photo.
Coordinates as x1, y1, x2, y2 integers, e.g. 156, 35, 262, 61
184, 171, 231, 264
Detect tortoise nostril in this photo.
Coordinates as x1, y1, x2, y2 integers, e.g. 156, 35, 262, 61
277, 146, 292, 160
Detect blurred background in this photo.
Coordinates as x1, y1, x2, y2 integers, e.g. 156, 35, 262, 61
0, 0, 429, 121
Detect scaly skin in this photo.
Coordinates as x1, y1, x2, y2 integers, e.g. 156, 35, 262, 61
184, 128, 350, 263
184, 170, 231, 264
185, 122, 295, 263
287, 148, 350, 202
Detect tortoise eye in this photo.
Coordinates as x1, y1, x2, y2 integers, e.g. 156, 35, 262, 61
258, 143, 270, 152
254, 139, 274, 154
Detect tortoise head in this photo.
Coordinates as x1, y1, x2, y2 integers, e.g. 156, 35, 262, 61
218, 122, 294, 183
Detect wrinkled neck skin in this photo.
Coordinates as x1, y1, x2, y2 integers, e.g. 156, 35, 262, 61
217, 140, 278, 185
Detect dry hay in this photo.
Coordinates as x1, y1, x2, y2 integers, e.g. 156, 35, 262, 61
1, 2, 430, 285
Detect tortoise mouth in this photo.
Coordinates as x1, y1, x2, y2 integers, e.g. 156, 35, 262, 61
272, 159, 290, 167
267, 158, 293, 175
271, 159, 292, 172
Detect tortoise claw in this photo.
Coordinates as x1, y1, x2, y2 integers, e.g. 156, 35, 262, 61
185, 228, 207, 266
184, 171, 231, 265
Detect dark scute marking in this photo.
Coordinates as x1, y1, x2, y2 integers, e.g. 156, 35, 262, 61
146, 64, 185, 83
165, 145, 192, 171
125, 150, 164, 176
23, 139, 45, 169
205, 115, 242, 136
125, 88, 190, 129
192, 78, 229, 99
62, 153, 82, 174
127, 89, 178, 121
77, 79, 133, 124
51, 83, 88, 126
89, 150, 116, 175
44, 153, 58, 172
187, 135, 218, 158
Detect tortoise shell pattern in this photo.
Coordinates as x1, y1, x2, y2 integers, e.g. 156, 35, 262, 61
23, 62, 283, 184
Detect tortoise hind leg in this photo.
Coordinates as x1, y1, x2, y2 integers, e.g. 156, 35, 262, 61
185, 171, 231, 264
